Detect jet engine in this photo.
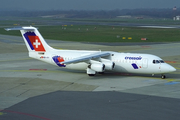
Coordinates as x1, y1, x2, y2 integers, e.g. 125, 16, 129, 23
102, 61, 115, 70
100, 58, 115, 70
88, 63, 105, 72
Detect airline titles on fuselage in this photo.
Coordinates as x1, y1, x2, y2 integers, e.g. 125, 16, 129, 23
125, 56, 142, 60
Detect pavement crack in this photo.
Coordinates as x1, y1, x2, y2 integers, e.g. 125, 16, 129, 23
0, 84, 22, 94
16, 89, 30, 97
0, 78, 33, 94
61, 82, 75, 90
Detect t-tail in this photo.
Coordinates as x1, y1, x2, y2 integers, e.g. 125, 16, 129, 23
5, 26, 54, 59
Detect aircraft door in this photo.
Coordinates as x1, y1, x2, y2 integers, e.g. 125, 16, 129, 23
142, 58, 148, 68
159, 62, 161, 72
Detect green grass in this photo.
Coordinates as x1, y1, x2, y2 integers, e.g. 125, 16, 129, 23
31, 25, 180, 42
1, 25, 180, 42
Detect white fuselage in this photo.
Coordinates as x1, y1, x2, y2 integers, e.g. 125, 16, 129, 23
30, 49, 175, 75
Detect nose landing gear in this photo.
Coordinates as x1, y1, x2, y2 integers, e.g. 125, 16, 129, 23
161, 74, 166, 79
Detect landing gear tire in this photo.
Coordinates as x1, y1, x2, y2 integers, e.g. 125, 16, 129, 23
161, 75, 166, 79
88, 74, 95, 76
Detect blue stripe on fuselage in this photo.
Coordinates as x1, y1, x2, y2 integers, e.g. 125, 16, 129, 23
132, 63, 138, 69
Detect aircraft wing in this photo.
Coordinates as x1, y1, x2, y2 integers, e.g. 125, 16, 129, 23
61, 52, 111, 64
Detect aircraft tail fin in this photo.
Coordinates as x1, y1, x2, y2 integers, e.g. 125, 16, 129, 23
5, 26, 54, 52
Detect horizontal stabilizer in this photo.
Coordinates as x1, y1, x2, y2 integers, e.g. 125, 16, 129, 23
5, 26, 37, 31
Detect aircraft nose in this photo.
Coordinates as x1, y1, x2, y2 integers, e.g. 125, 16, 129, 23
169, 66, 176, 72
161, 64, 176, 73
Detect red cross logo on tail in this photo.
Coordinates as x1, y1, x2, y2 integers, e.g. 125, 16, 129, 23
28, 36, 46, 52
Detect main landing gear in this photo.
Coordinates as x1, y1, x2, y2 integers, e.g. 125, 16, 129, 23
88, 72, 104, 76
88, 74, 95, 76
87, 68, 96, 76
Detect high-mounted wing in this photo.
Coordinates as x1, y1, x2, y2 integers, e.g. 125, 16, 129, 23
61, 52, 111, 64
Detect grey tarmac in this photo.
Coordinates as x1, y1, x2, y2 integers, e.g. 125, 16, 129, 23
0, 34, 180, 120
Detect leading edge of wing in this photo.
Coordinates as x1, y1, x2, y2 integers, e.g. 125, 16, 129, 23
61, 52, 111, 64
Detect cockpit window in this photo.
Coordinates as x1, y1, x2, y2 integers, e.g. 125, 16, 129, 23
159, 60, 165, 63
153, 60, 165, 64
156, 60, 160, 63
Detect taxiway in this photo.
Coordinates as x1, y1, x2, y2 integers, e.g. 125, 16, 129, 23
0, 34, 180, 120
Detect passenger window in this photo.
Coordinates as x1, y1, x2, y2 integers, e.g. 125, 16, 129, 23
153, 60, 155, 64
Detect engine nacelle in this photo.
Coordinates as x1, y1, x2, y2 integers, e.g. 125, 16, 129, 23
100, 58, 115, 70
102, 61, 115, 70
88, 63, 105, 72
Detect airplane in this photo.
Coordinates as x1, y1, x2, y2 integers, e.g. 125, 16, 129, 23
5, 26, 176, 79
